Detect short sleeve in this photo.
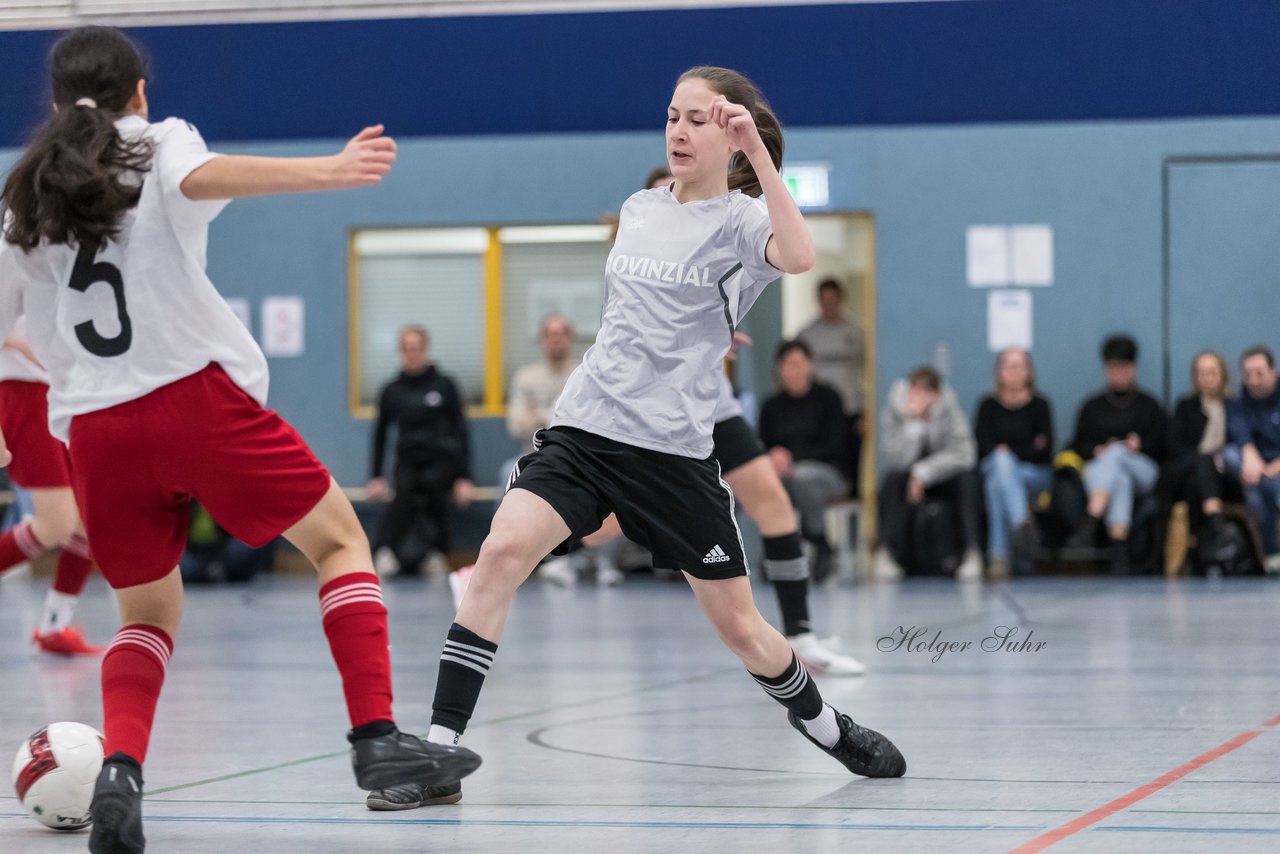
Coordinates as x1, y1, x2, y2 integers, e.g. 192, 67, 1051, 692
730, 195, 781, 319
151, 118, 230, 228
0, 239, 23, 339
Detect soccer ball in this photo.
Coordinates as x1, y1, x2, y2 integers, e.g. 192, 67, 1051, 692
11, 722, 104, 830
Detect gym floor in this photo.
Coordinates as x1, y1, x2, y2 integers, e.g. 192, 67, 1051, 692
2, 571, 1277, 853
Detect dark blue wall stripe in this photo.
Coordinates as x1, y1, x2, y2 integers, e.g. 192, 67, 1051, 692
2, 0, 1279, 146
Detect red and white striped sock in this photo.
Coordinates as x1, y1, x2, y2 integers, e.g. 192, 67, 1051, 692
101, 624, 173, 765
0, 521, 46, 575
319, 572, 394, 728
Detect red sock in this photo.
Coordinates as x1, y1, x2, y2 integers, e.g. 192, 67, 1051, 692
52, 533, 94, 595
0, 521, 46, 574
319, 573, 394, 728
101, 625, 173, 764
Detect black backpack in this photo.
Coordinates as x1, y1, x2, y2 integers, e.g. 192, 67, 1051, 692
908, 499, 961, 576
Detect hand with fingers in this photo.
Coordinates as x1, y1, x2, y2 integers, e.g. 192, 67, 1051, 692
709, 96, 766, 160
331, 125, 398, 189
727, 331, 753, 361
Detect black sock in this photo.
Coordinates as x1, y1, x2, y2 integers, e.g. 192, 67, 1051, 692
430, 623, 498, 734
347, 719, 396, 743
750, 653, 823, 720
763, 534, 811, 637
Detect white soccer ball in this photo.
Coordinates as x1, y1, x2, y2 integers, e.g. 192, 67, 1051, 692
11, 722, 104, 831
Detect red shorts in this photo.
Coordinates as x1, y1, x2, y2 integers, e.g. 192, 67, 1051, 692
68, 364, 331, 589
0, 380, 72, 489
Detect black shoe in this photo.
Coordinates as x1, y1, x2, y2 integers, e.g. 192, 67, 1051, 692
1109, 540, 1131, 576
366, 780, 462, 811
787, 710, 906, 778
1065, 516, 1101, 550
349, 727, 481, 790
89, 753, 145, 854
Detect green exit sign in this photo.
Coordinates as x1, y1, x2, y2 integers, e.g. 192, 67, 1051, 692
781, 163, 830, 208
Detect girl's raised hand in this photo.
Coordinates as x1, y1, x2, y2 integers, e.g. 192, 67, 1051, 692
709, 95, 765, 159
331, 125, 398, 189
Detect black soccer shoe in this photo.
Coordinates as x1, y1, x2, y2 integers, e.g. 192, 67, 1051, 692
366, 780, 463, 811
89, 753, 145, 854
788, 710, 907, 778
349, 727, 481, 790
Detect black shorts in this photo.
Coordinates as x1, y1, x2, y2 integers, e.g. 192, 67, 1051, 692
509, 426, 748, 579
712, 415, 767, 474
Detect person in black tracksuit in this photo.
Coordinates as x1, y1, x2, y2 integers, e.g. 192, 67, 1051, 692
367, 326, 473, 572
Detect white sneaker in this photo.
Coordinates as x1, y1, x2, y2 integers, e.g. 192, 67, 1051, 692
1265, 554, 1280, 577
790, 632, 866, 676
956, 549, 983, 583
537, 556, 577, 586
596, 562, 624, 587
874, 548, 903, 582
373, 547, 399, 578
448, 565, 473, 610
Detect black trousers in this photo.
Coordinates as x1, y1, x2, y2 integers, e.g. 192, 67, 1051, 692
878, 467, 981, 561
1162, 453, 1229, 531
376, 459, 460, 561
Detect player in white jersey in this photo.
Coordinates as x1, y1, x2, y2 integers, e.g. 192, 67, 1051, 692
370, 66, 904, 812
0, 27, 477, 853
0, 319, 103, 654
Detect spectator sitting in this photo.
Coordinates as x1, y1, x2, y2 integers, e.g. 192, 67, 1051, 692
975, 348, 1053, 580
759, 339, 851, 580
797, 278, 867, 479
366, 325, 474, 576
1067, 335, 1167, 573
1165, 351, 1235, 569
875, 366, 981, 582
1224, 345, 1280, 576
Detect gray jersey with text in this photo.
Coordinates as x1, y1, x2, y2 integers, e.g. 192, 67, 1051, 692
712, 371, 744, 423
553, 187, 777, 458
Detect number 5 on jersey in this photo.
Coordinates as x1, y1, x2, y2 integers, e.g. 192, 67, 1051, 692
70, 241, 132, 357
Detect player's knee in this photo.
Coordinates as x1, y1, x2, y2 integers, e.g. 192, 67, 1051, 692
477, 530, 536, 578
714, 610, 765, 657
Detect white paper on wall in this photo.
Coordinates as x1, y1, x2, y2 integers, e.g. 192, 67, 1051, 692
262, 296, 305, 357
1011, 224, 1054, 286
988, 289, 1033, 352
966, 225, 1011, 287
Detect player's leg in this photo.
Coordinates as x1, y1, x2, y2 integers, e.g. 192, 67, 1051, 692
725, 456, 864, 675
30, 492, 101, 654
686, 572, 904, 778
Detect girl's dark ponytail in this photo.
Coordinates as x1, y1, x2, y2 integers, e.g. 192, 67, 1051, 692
2, 26, 153, 250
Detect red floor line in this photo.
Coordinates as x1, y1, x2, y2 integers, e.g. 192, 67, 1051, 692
1007, 713, 1280, 854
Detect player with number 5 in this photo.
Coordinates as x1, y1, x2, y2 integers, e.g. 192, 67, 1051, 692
0, 26, 480, 854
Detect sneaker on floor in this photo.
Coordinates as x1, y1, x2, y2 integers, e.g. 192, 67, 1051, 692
423, 552, 450, 580
596, 562, 624, 587
89, 753, 145, 854
1265, 554, 1280, 576
788, 710, 906, 778
956, 549, 983, 583
448, 565, 474, 610
349, 727, 481, 790
367, 780, 462, 810
537, 556, 577, 586
873, 548, 903, 582
789, 632, 865, 676
33, 626, 103, 656
373, 547, 400, 578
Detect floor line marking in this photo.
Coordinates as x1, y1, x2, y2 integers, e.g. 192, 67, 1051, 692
1007, 712, 1280, 853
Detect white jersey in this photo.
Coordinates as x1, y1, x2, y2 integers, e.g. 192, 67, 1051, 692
553, 187, 778, 458
712, 370, 744, 424
0, 115, 267, 442
0, 317, 51, 384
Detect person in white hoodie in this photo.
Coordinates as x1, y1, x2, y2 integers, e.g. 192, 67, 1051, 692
875, 366, 982, 581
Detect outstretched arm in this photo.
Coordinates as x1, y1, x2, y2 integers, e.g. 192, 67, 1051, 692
181, 125, 397, 201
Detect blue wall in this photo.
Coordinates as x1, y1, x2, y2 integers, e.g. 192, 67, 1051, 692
3, 3, 1280, 486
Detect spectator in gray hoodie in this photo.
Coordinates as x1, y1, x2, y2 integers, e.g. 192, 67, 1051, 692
875, 366, 982, 581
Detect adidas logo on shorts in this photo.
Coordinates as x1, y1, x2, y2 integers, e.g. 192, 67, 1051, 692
703, 545, 731, 564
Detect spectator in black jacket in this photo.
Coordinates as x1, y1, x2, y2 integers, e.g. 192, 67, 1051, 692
366, 325, 474, 575
1068, 335, 1167, 568
975, 348, 1053, 580
760, 339, 849, 577
1165, 351, 1232, 566
1224, 345, 1280, 575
